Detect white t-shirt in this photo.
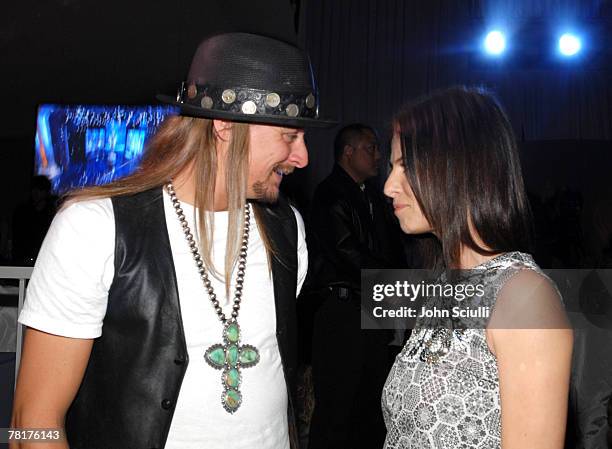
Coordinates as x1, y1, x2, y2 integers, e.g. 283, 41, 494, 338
19, 189, 308, 449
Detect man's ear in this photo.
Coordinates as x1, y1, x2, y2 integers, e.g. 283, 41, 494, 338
344, 144, 354, 159
213, 119, 233, 142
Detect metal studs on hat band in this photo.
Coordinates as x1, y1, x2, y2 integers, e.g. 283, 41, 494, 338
176, 82, 185, 102
241, 101, 257, 114
201, 96, 214, 109
222, 89, 237, 104
286, 104, 299, 117
265, 93, 281, 108
305, 93, 315, 108
179, 83, 320, 120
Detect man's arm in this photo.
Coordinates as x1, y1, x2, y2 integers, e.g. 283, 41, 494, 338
10, 328, 93, 449
10, 199, 113, 448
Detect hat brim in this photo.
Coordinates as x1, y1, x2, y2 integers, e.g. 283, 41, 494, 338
157, 94, 337, 129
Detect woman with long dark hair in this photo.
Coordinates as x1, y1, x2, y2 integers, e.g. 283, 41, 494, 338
381, 87, 573, 449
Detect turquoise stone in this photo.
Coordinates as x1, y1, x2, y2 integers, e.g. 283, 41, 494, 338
204, 328, 260, 412
224, 368, 240, 388
226, 345, 239, 366
225, 323, 240, 343
224, 388, 241, 411
205, 345, 225, 367
239, 347, 259, 366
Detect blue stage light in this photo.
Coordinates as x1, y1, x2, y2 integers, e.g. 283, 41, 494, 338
484, 30, 506, 56
558, 33, 581, 56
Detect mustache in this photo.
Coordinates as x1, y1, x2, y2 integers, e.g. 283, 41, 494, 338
272, 164, 295, 176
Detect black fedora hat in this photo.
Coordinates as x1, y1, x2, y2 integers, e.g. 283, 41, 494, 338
157, 33, 336, 128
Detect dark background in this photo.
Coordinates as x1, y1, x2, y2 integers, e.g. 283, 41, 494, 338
0, 0, 299, 219
297, 0, 612, 270
297, 0, 612, 207
2, 0, 612, 228
1, 1, 612, 447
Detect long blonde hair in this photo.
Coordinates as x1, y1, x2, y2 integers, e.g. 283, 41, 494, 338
67, 115, 275, 297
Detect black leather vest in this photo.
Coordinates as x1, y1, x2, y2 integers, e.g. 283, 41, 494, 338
65, 188, 299, 449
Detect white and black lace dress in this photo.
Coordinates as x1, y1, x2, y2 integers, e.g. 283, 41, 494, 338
381, 252, 541, 449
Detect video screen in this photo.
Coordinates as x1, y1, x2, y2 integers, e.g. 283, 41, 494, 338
35, 104, 178, 194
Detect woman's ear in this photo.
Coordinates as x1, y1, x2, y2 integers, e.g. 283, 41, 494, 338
212, 119, 233, 142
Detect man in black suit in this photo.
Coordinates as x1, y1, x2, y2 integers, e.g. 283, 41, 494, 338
307, 124, 405, 449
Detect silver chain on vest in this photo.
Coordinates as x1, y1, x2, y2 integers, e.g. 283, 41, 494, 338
165, 181, 251, 323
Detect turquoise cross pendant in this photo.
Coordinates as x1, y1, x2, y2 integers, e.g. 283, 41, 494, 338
204, 321, 260, 413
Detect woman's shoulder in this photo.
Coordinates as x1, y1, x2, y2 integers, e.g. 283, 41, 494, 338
489, 252, 568, 329
487, 251, 544, 293
493, 251, 539, 271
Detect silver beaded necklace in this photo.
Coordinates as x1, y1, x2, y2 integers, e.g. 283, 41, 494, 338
166, 181, 260, 414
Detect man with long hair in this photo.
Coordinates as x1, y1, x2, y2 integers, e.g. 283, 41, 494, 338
11, 33, 333, 449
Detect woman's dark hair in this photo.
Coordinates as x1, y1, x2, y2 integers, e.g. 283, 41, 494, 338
394, 86, 533, 268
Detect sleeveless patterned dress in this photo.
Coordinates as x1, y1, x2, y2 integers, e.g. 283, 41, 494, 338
381, 252, 540, 449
